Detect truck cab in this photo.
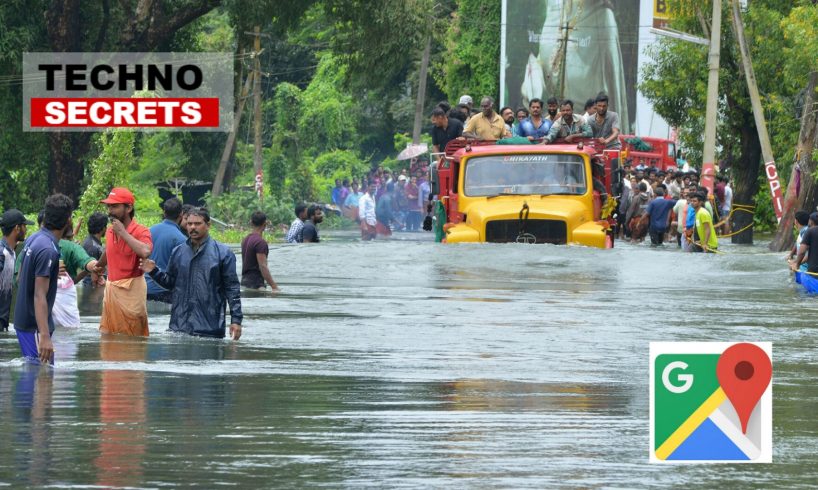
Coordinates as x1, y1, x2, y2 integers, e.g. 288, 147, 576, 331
431, 139, 617, 248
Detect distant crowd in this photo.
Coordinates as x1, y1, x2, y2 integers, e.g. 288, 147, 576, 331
615, 165, 733, 253
288, 163, 433, 242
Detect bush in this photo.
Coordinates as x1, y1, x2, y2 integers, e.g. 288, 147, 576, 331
205, 190, 294, 228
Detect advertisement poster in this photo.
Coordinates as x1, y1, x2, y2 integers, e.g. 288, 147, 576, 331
501, 0, 641, 134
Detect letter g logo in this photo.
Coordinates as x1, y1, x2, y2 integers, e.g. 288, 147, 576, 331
662, 361, 694, 393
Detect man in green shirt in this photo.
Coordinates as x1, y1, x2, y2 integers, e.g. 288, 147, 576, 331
690, 192, 718, 253
56, 225, 97, 327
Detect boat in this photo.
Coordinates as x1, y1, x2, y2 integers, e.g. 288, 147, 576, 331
794, 271, 818, 293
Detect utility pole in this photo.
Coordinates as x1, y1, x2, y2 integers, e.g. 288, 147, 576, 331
212, 53, 254, 197
701, 0, 722, 194
729, 0, 782, 221
412, 34, 432, 145
558, 22, 571, 100
252, 25, 264, 201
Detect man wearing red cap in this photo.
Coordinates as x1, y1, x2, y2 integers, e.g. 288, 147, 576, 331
94, 187, 153, 336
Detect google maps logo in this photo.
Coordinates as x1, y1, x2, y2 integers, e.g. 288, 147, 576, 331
650, 342, 772, 463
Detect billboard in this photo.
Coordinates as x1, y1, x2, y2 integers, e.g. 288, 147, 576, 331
500, 0, 642, 134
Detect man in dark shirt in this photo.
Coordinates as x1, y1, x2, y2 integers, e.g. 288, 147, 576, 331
430, 107, 464, 153
81, 211, 107, 287
302, 205, 324, 243
644, 187, 677, 246
15, 194, 73, 364
792, 212, 818, 273
240, 211, 279, 290
141, 207, 242, 340
1, 209, 34, 331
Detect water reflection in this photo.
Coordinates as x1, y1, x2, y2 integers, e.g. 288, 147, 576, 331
94, 335, 147, 488
11, 364, 54, 488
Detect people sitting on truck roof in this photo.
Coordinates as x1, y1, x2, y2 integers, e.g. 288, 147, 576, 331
514, 98, 551, 141
430, 107, 464, 153
588, 94, 621, 150
462, 96, 510, 140
499, 106, 515, 135
449, 104, 469, 123
513, 107, 528, 136
542, 99, 593, 144
458, 95, 475, 124
545, 96, 560, 122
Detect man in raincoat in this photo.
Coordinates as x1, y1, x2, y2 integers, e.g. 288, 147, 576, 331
140, 207, 243, 340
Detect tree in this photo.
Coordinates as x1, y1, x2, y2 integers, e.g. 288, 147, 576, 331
770, 3, 818, 251
435, 0, 501, 102
3, 0, 222, 202
640, 0, 801, 244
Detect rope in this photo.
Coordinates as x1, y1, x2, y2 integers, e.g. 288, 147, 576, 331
716, 203, 755, 238
690, 241, 726, 254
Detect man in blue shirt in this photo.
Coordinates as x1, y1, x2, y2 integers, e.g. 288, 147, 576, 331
141, 207, 243, 340
515, 98, 552, 141
15, 194, 73, 364
644, 187, 677, 246
146, 198, 186, 303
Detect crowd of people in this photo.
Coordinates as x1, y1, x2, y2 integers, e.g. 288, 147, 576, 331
615, 165, 732, 253
430, 93, 622, 151
321, 163, 432, 240
0, 188, 251, 364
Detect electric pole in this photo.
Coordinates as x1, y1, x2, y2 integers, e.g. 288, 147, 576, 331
558, 22, 571, 100
730, 0, 782, 221
212, 52, 254, 197
701, 0, 722, 194
252, 25, 263, 201
412, 34, 432, 145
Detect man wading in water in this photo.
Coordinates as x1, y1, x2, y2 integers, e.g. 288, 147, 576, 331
140, 208, 243, 340
94, 187, 152, 337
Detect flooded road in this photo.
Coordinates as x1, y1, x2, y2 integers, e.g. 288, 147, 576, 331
2, 233, 817, 487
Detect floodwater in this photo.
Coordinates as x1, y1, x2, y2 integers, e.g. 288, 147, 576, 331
1, 232, 817, 488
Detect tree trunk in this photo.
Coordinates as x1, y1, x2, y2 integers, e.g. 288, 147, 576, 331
730, 120, 762, 244
769, 71, 818, 251
48, 133, 92, 202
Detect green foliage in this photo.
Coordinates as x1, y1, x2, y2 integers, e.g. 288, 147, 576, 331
322, 0, 431, 90
298, 54, 360, 155
639, 0, 807, 233
205, 190, 293, 228
77, 129, 136, 220
310, 149, 370, 201
436, 0, 501, 101
135, 132, 189, 182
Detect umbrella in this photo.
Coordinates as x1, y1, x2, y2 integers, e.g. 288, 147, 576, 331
396, 143, 428, 161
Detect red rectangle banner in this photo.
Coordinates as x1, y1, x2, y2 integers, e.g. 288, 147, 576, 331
30, 98, 220, 128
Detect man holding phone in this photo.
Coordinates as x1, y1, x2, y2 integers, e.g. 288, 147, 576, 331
94, 187, 153, 336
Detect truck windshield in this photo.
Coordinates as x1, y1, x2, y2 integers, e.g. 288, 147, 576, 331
463, 154, 587, 197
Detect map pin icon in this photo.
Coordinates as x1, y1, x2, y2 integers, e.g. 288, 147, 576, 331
716, 343, 772, 434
